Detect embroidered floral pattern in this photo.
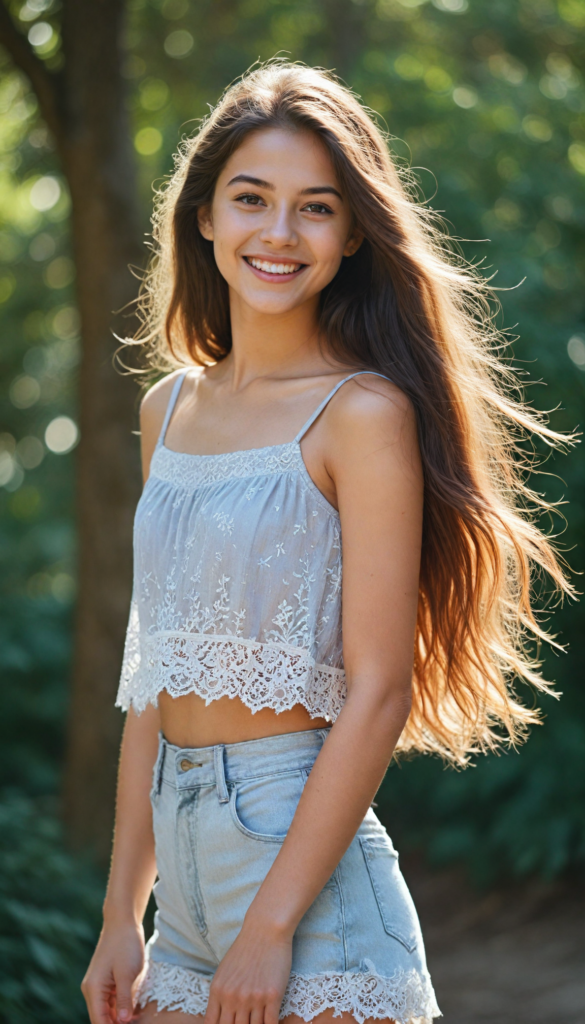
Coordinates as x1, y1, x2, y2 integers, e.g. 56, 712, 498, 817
180, 574, 247, 637
136, 960, 441, 1024
212, 510, 235, 534
117, 441, 345, 719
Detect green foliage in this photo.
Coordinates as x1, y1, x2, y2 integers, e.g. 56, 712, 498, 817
379, 678, 585, 885
0, 2, 584, 1018
122, 0, 585, 885
0, 0, 584, 969
0, 55, 77, 795
0, 792, 101, 1024
0, 53, 90, 1019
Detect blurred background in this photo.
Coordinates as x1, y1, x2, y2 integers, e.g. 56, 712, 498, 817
0, 0, 584, 1021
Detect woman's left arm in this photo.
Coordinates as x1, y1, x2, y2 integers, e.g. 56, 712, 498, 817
204, 380, 423, 1024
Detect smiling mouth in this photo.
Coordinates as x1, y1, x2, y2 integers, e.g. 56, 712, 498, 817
244, 256, 306, 276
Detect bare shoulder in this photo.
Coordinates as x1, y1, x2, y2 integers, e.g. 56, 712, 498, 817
321, 374, 422, 513
139, 368, 199, 481
326, 373, 418, 455
140, 369, 186, 433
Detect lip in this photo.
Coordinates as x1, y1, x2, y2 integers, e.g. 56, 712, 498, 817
242, 255, 308, 284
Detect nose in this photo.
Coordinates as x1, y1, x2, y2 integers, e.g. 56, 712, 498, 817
258, 200, 298, 248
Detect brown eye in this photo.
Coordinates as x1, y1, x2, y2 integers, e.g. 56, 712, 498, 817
303, 202, 333, 215
236, 194, 264, 206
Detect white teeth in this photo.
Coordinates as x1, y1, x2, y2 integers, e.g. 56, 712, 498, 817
248, 258, 301, 275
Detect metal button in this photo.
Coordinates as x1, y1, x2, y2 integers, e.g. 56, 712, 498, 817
180, 759, 195, 772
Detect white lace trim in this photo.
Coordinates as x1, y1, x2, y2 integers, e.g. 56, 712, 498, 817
137, 960, 210, 1015
282, 964, 441, 1024
116, 632, 346, 720
151, 440, 306, 490
137, 960, 441, 1024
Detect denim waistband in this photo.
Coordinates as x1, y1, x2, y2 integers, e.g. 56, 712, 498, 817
155, 727, 332, 798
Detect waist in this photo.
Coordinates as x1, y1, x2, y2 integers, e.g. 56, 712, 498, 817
156, 725, 332, 791
158, 689, 330, 747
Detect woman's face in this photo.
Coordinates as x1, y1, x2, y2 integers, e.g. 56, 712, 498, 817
198, 127, 362, 317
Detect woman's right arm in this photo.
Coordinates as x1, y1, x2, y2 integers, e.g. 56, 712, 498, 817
82, 376, 180, 1024
82, 706, 160, 1024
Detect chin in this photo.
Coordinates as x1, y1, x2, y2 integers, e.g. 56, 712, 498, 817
242, 292, 307, 315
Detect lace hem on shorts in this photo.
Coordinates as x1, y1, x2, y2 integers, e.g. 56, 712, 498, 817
137, 960, 441, 1024
137, 961, 211, 1015
116, 632, 346, 721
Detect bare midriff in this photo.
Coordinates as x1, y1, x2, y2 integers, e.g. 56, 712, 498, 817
159, 690, 329, 748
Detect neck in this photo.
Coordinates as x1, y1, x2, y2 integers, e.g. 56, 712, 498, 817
220, 289, 329, 390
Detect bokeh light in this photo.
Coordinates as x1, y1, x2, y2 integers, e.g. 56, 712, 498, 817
44, 416, 79, 454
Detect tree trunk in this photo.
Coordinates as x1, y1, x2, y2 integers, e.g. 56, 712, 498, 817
0, 0, 143, 861
60, 1, 144, 861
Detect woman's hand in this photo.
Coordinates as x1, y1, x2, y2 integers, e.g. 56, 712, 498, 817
205, 917, 293, 1024
81, 918, 145, 1024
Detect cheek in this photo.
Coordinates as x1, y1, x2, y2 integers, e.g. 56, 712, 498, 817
210, 221, 248, 286
311, 225, 349, 274
210, 207, 246, 259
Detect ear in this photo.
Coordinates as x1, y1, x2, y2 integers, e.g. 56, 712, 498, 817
343, 229, 364, 258
197, 205, 214, 241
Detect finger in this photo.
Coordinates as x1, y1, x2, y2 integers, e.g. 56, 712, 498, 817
83, 981, 117, 1024
234, 1003, 252, 1024
250, 1002, 264, 1024
204, 988, 222, 1024
263, 993, 281, 1024
218, 997, 237, 1024
107, 991, 118, 1021
114, 971, 137, 1024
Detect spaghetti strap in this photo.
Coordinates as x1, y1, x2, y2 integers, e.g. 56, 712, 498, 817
294, 371, 393, 443
158, 369, 189, 447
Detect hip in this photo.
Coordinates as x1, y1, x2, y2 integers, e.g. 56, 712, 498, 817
149, 728, 426, 962
141, 728, 440, 1024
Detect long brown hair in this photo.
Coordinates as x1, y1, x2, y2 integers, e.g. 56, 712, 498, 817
131, 60, 574, 764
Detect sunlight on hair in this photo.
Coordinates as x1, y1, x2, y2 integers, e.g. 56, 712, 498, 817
122, 59, 576, 765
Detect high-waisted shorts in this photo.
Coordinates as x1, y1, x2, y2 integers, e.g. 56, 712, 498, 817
137, 729, 440, 1024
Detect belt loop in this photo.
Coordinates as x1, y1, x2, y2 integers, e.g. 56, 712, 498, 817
213, 744, 229, 804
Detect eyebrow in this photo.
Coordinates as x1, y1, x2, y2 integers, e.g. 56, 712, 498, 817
226, 174, 343, 201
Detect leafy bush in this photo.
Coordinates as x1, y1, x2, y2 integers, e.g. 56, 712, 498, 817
0, 792, 102, 1024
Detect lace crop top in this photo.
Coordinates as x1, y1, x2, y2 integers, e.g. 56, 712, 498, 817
116, 370, 390, 720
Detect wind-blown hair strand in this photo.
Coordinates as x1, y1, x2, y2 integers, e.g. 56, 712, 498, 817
129, 60, 575, 764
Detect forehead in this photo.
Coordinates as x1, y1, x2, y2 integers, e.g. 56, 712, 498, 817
218, 127, 341, 191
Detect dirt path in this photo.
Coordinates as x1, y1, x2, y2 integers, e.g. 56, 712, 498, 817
404, 858, 585, 1024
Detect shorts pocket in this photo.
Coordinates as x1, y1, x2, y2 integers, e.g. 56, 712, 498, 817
229, 769, 308, 843
359, 835, 420, 953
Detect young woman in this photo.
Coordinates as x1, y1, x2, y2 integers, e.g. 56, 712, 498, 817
82, 62, 570, 1024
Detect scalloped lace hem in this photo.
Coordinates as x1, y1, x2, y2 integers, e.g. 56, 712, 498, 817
116, 632, 346, 721
137, 961, 211, 1015
136, 960, 441, 1024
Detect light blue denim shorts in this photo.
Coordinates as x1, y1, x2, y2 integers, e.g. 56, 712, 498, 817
137, 729, 440, 1024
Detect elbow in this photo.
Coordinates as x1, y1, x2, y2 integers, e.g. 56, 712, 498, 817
382, 687, 412, 729
375, 688, 412, 752
347, 674, 413, 733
